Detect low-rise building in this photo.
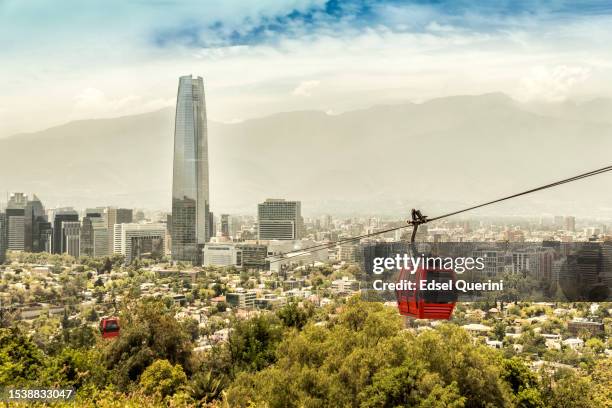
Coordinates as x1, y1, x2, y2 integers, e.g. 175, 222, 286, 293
568, 318, 604, 337
226, 290, 256, 309
202, 243, 242, 267
331, 276, 359, 293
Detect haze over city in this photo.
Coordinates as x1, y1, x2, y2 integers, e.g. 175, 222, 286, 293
2, 0, 612, 215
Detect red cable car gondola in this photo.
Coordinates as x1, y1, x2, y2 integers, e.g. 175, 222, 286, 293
100, 317, 120, 339
395, 209, 458, 320
395, 265, 457, 320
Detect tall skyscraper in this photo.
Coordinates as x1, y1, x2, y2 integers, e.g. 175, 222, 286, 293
171, 75, 210, 264
24, 195, 47, 252
257, 199, 303, 240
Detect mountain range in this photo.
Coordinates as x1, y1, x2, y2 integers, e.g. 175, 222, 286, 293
1, 93, 612, 217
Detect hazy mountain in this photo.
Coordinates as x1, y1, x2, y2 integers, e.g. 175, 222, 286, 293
2, 93, 612, 217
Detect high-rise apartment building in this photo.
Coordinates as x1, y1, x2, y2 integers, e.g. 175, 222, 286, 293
171, 75, 210, 263
257, 199, 303, 240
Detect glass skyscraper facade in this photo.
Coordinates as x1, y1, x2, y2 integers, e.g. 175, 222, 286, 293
171, 75, 210, 263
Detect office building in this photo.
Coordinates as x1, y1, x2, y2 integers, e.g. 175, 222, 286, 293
114, 223, 166, 263
208, 211, 215, 240
226, 291, 256, 309
62, 221, 81, 258
171, 75, 211, 264
235, 243, 268, 269
257, 199, 303, 240
24, 195, 47, 252
85, 207, 105, 218
6, 193, 27, 251
338, 243, 359, 262
7, 192, 27, 209
53, 209, 79, 254
106, 207, 133, 253
0, 213, 6, 263
6, 208, 25, 251
39, 223, 53, 253
220, 214, 230, 237
202, 243, 242, 267
565, 216, 576, 232
82, 215, 109, 258
92, 218, 110, 257
134, 210, 145, 222
81, 211, 102, 257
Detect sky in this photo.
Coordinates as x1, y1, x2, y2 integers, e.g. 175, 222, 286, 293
2, 0, 612, 136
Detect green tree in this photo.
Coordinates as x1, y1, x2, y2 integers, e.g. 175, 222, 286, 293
227, 314, 283, 374
501, 357, 538, 394
414, 324, 513, 407
139, 359, 187, 398
493, 321, 507, 341
42, 348, 108, 390
542, 372, 596, 408
276, 301, 312, 329
360, 361, 465, 408
0, 327, 45, 386
103, 298, 193, 389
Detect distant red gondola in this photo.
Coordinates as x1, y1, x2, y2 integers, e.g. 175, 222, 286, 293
100, 317, 120, 339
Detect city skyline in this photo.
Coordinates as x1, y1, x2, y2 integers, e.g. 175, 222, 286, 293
0, 4, 610, 406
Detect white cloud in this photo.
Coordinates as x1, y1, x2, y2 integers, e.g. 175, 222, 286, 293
517, 65, 591, 102
71, 88, 173, 119
292, 80, 321, 96
2, 4, 612, 135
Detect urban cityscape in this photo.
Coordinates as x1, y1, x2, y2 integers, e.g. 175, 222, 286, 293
0, 74, 610, 407
1, 1, 612, 407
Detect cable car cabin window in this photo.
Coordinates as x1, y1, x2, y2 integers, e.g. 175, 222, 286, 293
406, 269, 416, 299
422, 271, 457, 304
104, 320, 120, 332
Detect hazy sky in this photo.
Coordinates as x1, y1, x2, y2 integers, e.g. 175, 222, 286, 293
2, 0, 612, 136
